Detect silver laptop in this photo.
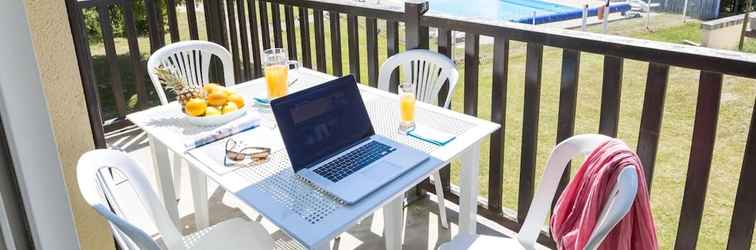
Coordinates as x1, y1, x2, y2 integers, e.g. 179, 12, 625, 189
271, 75, 429, 204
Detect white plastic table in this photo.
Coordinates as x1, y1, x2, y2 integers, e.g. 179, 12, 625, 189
127, 69, 498, 250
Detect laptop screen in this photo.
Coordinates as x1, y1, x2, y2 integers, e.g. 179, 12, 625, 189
271, 75, 375, 172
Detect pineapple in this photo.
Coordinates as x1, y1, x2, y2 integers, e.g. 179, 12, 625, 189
153, 66, 203, 107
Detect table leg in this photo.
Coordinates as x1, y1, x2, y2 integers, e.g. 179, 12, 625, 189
383, 196, 404, 250
148, 135, 179, 223
171, 152, 183, 199
189, 166, 209, 229
459, 141, 481, 235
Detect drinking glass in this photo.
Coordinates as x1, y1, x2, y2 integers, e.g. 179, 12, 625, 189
263, 48, 299, 99
398, 82, 416, 133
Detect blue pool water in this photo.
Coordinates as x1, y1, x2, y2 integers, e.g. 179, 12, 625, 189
428, 0, 632, 25
429, 0, 578, 21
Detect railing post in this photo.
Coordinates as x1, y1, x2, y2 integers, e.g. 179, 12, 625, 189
405, 0, 429, 50
145, 0, 166, 52
403, 0, 430, 93
726, 97, 756, 250
204, 0, 228, 83
404, 0, 430, 201
64, 0, 106, 148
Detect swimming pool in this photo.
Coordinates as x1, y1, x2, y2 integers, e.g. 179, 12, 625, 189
428, 0, 631, 25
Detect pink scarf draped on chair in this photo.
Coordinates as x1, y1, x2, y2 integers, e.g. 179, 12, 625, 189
550, 139, 658, 250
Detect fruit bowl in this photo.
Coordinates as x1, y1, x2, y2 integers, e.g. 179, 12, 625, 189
185, 107, 246, 127
152, 67, 249, 127
179, 83, 248, 127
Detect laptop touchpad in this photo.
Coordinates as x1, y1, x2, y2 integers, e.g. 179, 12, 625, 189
363, 162, 401, 180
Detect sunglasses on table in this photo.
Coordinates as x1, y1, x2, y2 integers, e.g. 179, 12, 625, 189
224, 138, 272, 166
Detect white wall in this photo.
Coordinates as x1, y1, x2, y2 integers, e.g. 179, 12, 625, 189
0, 0, 81, 249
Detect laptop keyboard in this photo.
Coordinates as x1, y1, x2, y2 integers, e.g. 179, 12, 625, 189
314, 141, 396, 182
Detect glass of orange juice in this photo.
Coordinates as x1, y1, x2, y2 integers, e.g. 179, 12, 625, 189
399, 82, 416, 133
263, 48, 299, 100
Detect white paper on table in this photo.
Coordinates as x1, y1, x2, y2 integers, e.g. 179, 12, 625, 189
187, 126, 285, 175
183, 111, 262, 150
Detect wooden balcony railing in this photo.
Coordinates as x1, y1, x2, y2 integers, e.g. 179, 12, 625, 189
65, 0, 756, 248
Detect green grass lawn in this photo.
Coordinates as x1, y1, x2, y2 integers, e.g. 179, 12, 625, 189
89, 9, 756, 249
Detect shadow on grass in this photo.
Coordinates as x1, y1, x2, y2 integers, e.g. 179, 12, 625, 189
91, 54, 161, 121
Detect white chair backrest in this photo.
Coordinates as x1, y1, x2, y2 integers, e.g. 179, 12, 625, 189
77, 150, 186, 250
147, 41, 235, 105
378, 49, 459, 108
517, 134, 639, 250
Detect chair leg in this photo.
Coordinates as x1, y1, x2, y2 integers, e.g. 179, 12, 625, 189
171, 152, 183, 200
432, 171, 449, 229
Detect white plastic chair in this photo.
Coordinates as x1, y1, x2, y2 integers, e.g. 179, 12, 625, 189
77, 149, 273, 250
147, 41, 235, 200
438, 134, 639, 250
147, 40, 236, 105
378, 49, 460, 228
